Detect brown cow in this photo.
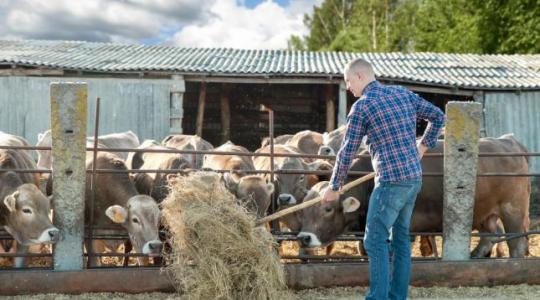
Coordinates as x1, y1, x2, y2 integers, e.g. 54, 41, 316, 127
84, 152, 161, 266
203, 141, 274, 218
161, 134, 213, 169
0, 149, 59, 267
299, 134, 530, 258
254, 145, 323, 231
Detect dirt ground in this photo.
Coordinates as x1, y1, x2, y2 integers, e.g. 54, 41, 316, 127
1, 285, 539, 300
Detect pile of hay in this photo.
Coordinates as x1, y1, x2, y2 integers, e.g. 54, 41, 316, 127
161, 172, 287, 300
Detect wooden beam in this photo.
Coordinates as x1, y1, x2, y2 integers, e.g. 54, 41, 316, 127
220, 83, 231, 144
338, 82, 347, 126
325, 85, 336, 132
195, 82, 207, 137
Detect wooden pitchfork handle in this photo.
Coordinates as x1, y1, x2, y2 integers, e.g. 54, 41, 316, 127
255, 172, 375, 226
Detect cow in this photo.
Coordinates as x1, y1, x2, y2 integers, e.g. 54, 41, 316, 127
0, 149, 59, 267
296, 181, 363, 255
36, 130, 140, 171
203, 141, 274, 218
161, 134, 213, 169
298, 134, 530, 258
318, 125, 346, 156
318, 125, 367, 157
129, 143, 191, 203
0, 131, 33, 158
254, 144, 322, 231
285, 130, 324, 160
45, 152, 161, 266
260, 134, 294, 148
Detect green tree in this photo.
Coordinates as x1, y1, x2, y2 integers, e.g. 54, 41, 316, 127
292, 0, 540, 54
414, 0, 482, 53
477, 0, 540, 54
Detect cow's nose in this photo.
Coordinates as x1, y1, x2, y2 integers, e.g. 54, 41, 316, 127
299, 235, 311, 247
278, 195, 291, 205
48, 228, 60, 242
149, 241, 163, 252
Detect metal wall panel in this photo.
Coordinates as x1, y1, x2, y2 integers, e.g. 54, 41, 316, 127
0, 76, 177, 145
484, 91, 540, 172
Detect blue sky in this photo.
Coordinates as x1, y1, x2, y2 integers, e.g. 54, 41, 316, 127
242, 0, 290, 8
0, 0, 321, 49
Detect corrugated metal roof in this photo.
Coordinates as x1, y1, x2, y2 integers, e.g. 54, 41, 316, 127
0, 39, 539, 90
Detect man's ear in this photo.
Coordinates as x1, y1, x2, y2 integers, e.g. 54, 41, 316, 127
105, 205, 127, 224
342, 196, 360, 213
3, 191, 19, 212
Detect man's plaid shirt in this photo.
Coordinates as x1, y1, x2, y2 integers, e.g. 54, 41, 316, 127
330, 81, 445, 190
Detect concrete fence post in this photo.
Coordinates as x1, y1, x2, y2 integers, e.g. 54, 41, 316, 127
442, 101, 482, 261
50, 82, 88, 270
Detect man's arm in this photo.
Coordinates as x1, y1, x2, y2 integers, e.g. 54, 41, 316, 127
413, 92, 445, 149
329, 102, 368, 191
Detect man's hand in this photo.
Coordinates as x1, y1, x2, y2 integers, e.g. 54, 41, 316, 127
322, 187, 340, 203
417, 141, 428, 159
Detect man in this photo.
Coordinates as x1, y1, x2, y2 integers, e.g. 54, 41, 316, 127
322, 58, 445, 300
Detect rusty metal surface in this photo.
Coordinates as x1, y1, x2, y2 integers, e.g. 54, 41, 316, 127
3, 260, 540, 295
285, 259, 540, 289
0, 268, 175, 295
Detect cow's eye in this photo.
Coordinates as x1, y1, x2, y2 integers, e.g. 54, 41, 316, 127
324, 206, 333, 213
132, 218, 140, 224
22, 208, 32, 214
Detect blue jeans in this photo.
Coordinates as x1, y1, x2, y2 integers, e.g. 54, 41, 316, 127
364, 179, 422, 300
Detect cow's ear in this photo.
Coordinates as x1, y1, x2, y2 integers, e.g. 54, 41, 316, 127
162, 135, 173, 145
3, 191, 19, 212
38, 133, 44, 141
222, 172, 239, 194
105, 205, 127, 224
342, 197, 360, 213
266, 182, 275, 194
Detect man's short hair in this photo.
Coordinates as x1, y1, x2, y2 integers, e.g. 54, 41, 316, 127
344, 58, 374, 76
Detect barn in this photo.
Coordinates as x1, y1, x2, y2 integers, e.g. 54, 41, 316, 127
1, 39, 539, 205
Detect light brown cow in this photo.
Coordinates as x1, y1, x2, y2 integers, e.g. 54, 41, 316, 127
84, 152, 161, 266
162, 134, 214, 169
285, 130, 324, 160
0, 149, 59, 268
203, 141, 274, 218
36, 129, 140, 171
0, 131, 33, 158
129, 143, 191, 203
260, 134, 294, 148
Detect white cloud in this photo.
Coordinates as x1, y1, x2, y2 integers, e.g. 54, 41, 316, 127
0, 0, 321, 49
0, 0, 212, 43
169, 0, 320, 49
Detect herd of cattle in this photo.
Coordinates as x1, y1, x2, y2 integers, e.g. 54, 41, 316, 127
0, 125, 532, 267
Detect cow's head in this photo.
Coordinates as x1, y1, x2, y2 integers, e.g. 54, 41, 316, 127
105, 195, 162, 257
3, 182, 59, 246
275, 158, 309, 207
223, 173, 274, 218
297, 182, 362, 248
36, 130, 52, 171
